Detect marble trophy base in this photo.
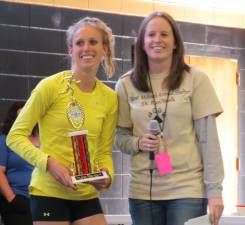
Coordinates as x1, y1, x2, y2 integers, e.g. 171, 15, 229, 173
72, 171, 108, 184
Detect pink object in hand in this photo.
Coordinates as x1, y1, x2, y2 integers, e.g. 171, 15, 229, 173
155, 151, 173, 176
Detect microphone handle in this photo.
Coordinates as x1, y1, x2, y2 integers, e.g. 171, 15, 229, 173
149, 152, 154, 160
148, 131, 159, 161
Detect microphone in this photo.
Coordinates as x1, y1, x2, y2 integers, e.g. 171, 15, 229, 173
148, 120, 159, 161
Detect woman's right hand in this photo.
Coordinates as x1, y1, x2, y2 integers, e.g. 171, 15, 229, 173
7, 194, 15, 202
138, 133, 160, 153
8, 195, 30, 213
0, 166, 16, 202
47, 157, 77, 191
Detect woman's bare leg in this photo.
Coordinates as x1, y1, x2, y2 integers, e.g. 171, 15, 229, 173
34, 221, 70, 225
72, 214, 107, 225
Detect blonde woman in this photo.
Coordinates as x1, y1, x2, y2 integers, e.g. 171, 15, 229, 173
7, 17, 117, 225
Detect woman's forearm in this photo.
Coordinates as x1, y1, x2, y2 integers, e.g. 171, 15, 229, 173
194, 115, 224, 198
0, 168, 15, 202
115, 127, 139, 155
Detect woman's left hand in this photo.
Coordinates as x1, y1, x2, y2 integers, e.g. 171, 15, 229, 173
47, 157, 77, 191
208, 197, 224, 225
85, 168, 111, 191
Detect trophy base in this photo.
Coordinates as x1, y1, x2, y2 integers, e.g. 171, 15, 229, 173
71, 171, 108, 184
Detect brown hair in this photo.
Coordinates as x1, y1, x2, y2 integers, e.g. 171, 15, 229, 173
1, 101, 39, 137
131, 11, 190, 92
1, 101, 25, 135
66, 17, 115, 78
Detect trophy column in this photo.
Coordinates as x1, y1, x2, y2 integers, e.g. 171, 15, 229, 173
68, 130, 108, 183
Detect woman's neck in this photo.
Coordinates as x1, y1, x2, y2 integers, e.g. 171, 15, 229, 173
72, 69, 97, 92
148, 58, 172, 74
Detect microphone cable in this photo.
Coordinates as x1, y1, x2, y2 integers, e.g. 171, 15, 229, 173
149, 166, 154, 225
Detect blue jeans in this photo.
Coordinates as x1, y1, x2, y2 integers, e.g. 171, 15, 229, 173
129, 198, 207, 225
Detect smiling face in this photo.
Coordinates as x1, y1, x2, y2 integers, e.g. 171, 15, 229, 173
69, 25, 107, 74
144, 16, 176, 67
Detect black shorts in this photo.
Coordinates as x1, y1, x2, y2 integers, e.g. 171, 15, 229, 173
30, 195, 103, 222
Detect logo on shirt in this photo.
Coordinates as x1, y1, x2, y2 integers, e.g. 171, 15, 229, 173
43, 211, 51, 217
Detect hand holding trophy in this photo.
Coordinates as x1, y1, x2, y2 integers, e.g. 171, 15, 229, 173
68, 130, 109, 184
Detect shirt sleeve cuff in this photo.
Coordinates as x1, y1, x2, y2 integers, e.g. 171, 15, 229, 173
132, 137, 140, 153
37, 153, 49, 172
206, 187, 223, 198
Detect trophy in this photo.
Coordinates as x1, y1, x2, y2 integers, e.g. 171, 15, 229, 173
68, 130, 108, 184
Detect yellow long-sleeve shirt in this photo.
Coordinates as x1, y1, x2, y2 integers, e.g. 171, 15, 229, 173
7, 70, 118, 200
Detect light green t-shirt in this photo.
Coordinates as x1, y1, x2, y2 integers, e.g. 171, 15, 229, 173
7, 70, 118, 200
116, 66, 223, 200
